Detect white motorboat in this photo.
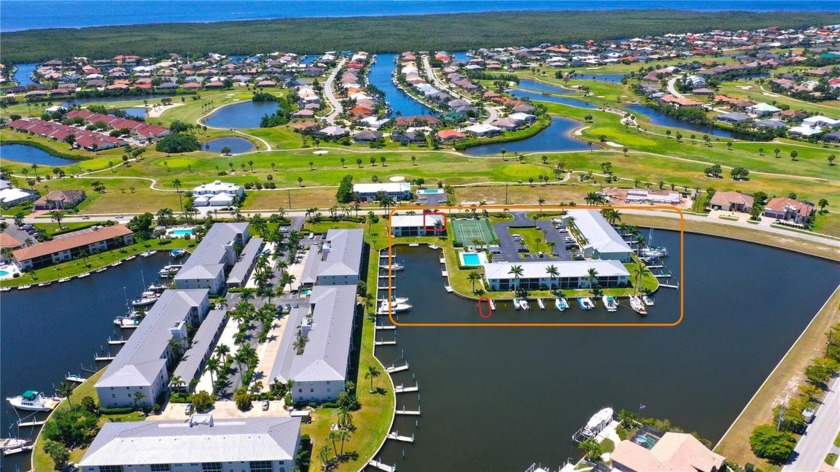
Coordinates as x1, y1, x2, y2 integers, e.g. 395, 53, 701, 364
555, 297, 569, 311
537, 298, 546, 310
578, 298, 595, 310
379, 295, 410, 305
642, 295, 655, 306
602, 295, 618, 312
159, 264, 183, 278
6, 391, 59, 412
520, 299, 530, 311
1, 438, 33, 456
131, 291, 160, 307
147, 283, 167, 293
380, 262, 405, 271
629, 296, 648, 315
377, 302, 412, 314
140, 250, 157, 257
66, 373, 87, 383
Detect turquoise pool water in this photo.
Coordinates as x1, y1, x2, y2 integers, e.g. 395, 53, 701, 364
171, 229, 193, 236
0, 271, 9, 277
461, 253, 481, 265
419, 189, 443, 194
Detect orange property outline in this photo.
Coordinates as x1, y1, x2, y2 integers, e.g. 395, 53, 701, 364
384, 205, 684, 327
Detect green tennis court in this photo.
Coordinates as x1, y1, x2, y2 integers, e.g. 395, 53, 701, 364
451, 218, 495, 245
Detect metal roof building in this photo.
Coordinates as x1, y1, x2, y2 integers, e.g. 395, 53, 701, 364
564, 210, 633, 261
174, 222, 249, 294
171, 309, 227, 391
226, 236, 264, 287
78, 415, 301, 470
300, 229, 363, 286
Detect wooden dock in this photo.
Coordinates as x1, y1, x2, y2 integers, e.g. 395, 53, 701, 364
394, 383, 419, 394
387, 431, 415, 443
368, 460, 396, 472
395, 408, 421, 416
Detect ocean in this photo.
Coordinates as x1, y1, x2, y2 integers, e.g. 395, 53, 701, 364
1, 0, 838, 33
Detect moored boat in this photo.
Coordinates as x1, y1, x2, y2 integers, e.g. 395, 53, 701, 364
642, 295, 655, 306
170, 248, 187, 259
58, 277, 71, 283
1, 438, 34, 456
159, 264, 183, 278
578, 297, 595, 310
66, 373, 87, 383
77, 272, 90, 278
37, 281, 52, 287
17, 285, 31, 290
380, 262, 405, 271
555, 297, 569, 311
6, 391, 59, 412
513, 298, 523, 310
140, 250, 157, 258
0, 287, 11, 292
378, 295, 410, 305
629, 296, 648, 315
95, 267, 108, 273
537, 298, 546, 310
377, 301, 413, 314
602, 295, 618, 312
520, 299, 530, 310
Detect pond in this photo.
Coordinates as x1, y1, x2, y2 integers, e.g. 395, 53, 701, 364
13, 63, 38, 87
573, 73, 626, 82
518, 79, 574, 95
0, 143, 77, 166
121, 107, 147, 119
368, 53, 435, 117
202, 137, 255, 154
202, 101, 280, 129
509, 88, 599, 109
625, 103, 739, 139
370, 232, 839, 471
465, 116, 588, 155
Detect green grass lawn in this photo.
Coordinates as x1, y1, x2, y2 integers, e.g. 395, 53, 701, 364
509, 227, 551, 255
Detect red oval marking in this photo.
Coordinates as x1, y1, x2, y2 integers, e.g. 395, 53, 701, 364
477, 297, 493, 319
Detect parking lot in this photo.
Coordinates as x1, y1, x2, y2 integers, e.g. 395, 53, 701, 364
491, 212, 573, 263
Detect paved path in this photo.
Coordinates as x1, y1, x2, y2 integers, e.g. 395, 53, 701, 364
421, 54, 499, 125
323, 58, 347, 124
783, 376, 840, 472
667, 76, 685, 99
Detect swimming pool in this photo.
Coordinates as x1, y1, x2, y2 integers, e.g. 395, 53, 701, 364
171, 229, 193, 236
419, 189, 444, 194
459, 252, 485, 266
0, 271, 9, 277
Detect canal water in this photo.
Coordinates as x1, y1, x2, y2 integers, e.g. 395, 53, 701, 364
0, 253, 177, 471
465, 116, 588, 156
0, 143, 78, 166
203, 136, 255, 154
201, 101, 279, 129
510, 88, 599, 109
368, 53, 434, 117
369, 230, 839, 471
12, 63, 38, 87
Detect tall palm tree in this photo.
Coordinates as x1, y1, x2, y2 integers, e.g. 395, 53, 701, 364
55, 382, 74, 406
328, 430, 341, 457
586, 267, 599, 290
467, 271, 481, 293
338, 428, 352, 456
508, 265, 524, 289
206, 356, 220, 387
132, 391, 147, 410
173, 179, 184, 216
545, 265, 559, 289
170, 375, 185, 391
365, 365, 381, 392
337, 405, 353, 428
286, 274, 296, 293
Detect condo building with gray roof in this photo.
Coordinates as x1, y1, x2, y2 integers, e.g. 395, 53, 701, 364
78, 415, 301, 472
174, 222, 250, 295
300, 228, 364, 286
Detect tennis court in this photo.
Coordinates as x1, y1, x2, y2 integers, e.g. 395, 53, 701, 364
451, 218, 496, 245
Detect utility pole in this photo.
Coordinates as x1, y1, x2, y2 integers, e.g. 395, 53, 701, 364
287, 189, 291, 209
505, 182, 509, 205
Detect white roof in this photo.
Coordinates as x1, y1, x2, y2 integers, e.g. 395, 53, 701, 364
192, 180, 242, 193
464, 123, 501, 134
803, 115, 840, 126
483, 260, 629, 280
747, 103, 781, 113
789, 125, 823, 136
566, 210, 633, 255
391, 214, 444, 228
0, 188, 34, 203
79, 416, 300, 466
353, 182, 411, 194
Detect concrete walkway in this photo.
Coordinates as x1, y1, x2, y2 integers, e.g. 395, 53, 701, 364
783, 376, 840, 472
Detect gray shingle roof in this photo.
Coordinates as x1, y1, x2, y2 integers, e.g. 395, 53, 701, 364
79, 416, 301, 466
227, 237, 264, 285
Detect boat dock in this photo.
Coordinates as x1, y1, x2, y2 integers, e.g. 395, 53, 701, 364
108, 337, 127, 345
375, 325, 396, 331
395, 407, 421, 416
368, 460, 396, 472
95, 354, 115, 361
387, 431, 415, 443
441, 270, 448, 277
17, 419, 46, 427
375, 339, 397, 346
660, 282, 680, 289
386, 362, 409, 374
394, 383, 419, 394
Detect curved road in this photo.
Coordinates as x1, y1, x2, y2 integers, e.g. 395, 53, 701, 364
420, 54, 498, 124
323, 58, 347, 124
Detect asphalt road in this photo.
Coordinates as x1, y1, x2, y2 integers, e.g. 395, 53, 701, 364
782, 376, 840, 472
323, 58, 347, 124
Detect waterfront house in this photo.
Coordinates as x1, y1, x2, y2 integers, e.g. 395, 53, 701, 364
709, 191, 754, 212
564, 210, 633, 262
747, 102, 781, 116
482, 260, 630, 291
300, 229, 363, 287
390, 214, 447, 237
12, 225, 133, 271
716, 112, 752, 124
270, 285, 357, 402
174, 222, 250, 295
763, 197, 814, 224
611, 432, 725, 472
95, 289, 211, 409
33, 189, 86, 210
352, 182, 412, 202
78, 415, 301, 472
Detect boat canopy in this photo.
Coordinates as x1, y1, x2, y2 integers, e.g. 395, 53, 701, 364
22, 390, 38, 400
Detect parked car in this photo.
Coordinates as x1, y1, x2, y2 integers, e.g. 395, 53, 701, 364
262, 400, 270, 411
185, 403, 194, 415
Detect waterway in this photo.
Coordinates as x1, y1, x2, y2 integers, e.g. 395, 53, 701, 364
121, 107, 147, 119
625, 103, 739, 140
0, 143, 78, 166
465, 116, 588, 156
369, 230, 839, 471
12, 63, 37, 87
510, 88, 599, 109
203, 137, 255, 154
0, 253, 176, 471
202, 101, 279, 129
368, 53, 434, 117
4, 1, 836, 32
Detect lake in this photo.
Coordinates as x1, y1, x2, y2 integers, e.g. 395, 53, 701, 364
518, 79, 574, 95
368, 53, 435, 117
625, 103, 739, 139
203, 137, 255, 154
368, 231, 839, 471
202, 101, 279, 129
0, 143, 78, 166
465, 116, 589, 156
3, 1, 836, 31
121, 107, 147, 119
0, 253, 176, 472
509, 88, 599, 109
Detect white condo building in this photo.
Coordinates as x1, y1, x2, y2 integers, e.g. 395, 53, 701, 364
483, 260, 630, 291
174, 223, 250, 295
564, 210, 633, 262
352, 182, 412, 201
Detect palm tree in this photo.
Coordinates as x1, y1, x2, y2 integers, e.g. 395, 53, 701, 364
467, 271, 481, 293
337, 405, 353, 428
337, 428, 352, 456
600, 208, 621, 225
173, 179, 184, 216
545, 265, 559, 289
586, 267, 599, 291
132, 391, 147, 410
508, 264, 524, 289
50, 210, 65, 229
206, 356, 220, 387
170, 375, 185, 391
365, 365, 381, 392
286, 274, 296, 293
55, 382, 74, 406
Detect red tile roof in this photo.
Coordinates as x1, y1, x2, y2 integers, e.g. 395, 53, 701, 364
13, 225, 133, 262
